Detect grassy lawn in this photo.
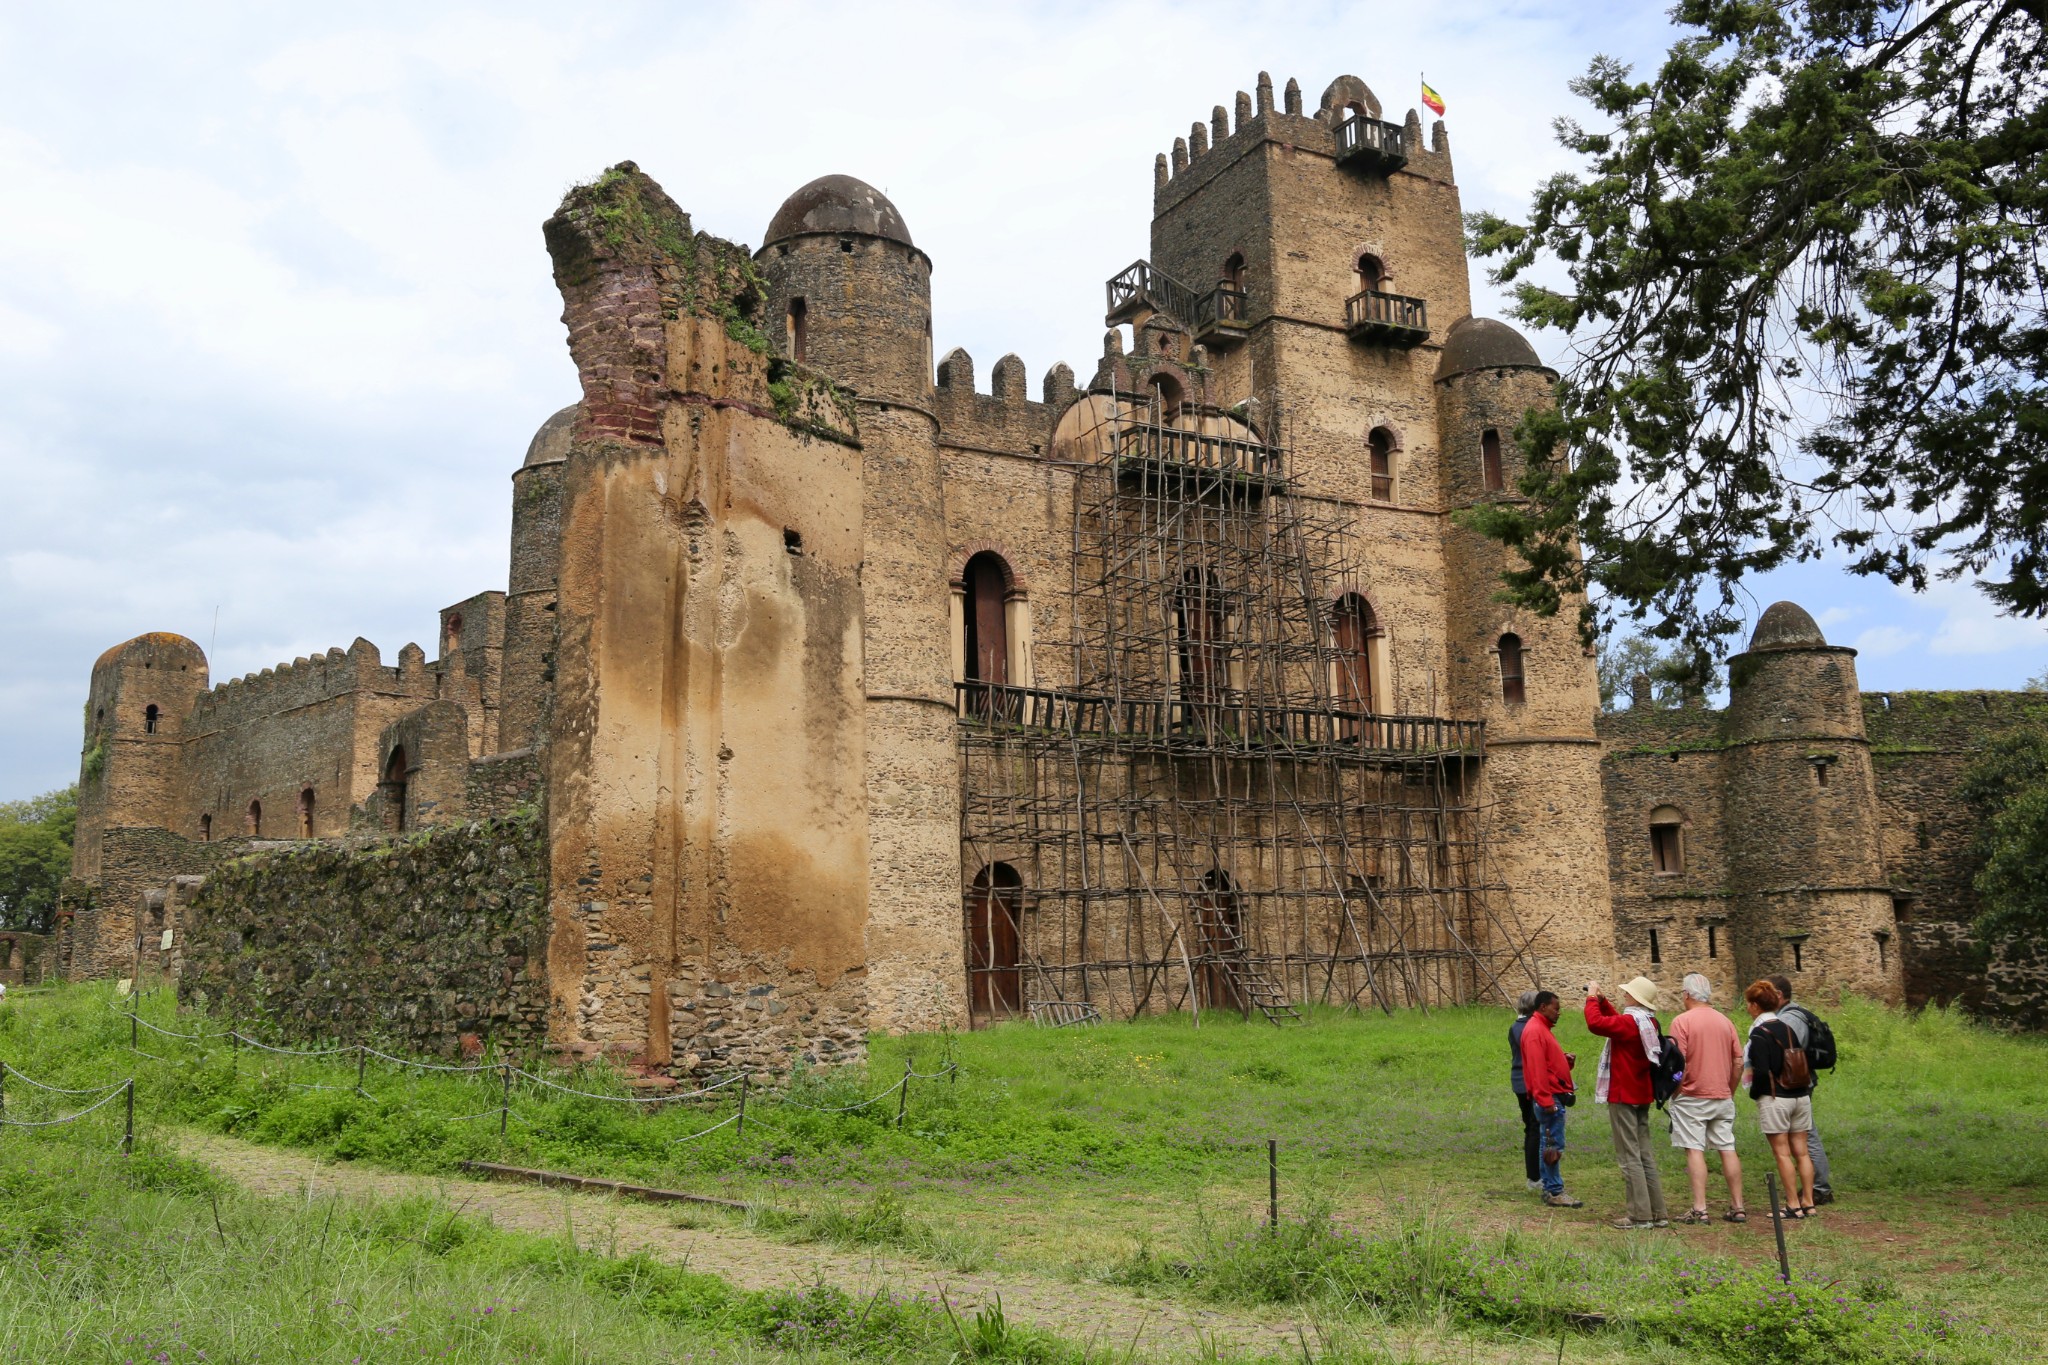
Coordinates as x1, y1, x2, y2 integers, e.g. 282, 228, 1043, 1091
3, 982, 2042, 1362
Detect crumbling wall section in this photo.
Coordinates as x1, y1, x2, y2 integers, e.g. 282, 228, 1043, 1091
177, 814, 552, 1056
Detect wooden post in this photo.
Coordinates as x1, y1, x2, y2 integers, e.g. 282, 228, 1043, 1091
1766, 1172, 1791, 1283
356, 1044, 368, 1097
736, 1073, 749, 1138
499, 1062, 512, 1137
896, 1057, 912, 1128
123, 1080, 135, 1156
1268, 1137, 1279, 1230
231, 1024, 240, 1076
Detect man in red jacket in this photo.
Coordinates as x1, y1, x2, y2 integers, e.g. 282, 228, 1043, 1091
1519, 990, 1583, 1207
1585, 977, 1671, 1230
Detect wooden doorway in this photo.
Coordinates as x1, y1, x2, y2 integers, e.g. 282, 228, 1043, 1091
967, 862, 1024, 1021
1193, 868, 1248, 1017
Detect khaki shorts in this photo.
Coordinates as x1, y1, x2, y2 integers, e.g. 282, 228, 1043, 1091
1668, 1095, 1736, 1151
1757, 1095, 1814, 1135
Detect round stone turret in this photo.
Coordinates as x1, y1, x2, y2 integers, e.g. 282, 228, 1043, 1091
756, 175, 932, 408
1434, 316, 1546, 382
502, 402, 577, 751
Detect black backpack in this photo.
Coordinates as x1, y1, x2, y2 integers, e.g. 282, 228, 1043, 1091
1784, 1003, 1838, 1072
1652, 1033, 1687, 1107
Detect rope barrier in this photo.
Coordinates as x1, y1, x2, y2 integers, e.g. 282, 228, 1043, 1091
511, 1066, 747, 1105
362, 1046, 498, 1074
0, 1065, 129, 1096
131, 1014, 231, 1042
666, 1108, 743, 1143
0, 1085, 129, 1128
232, 1035, 355, 1058
779, 1075, 908, 1113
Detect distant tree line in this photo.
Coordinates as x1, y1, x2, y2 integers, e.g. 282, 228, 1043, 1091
0, 787, 75, 934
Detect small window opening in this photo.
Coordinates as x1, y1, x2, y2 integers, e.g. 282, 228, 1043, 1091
297, 787, 315, 838
838, 237, 855, 253
144, 703, 160, 734
787, 296, 808, 362
1707, 923, 1719, 958
1649, 927, 1662, 965
1649, 805, 1685, 876
1916, 818, 1930, 850
200, 813, 212, 842
1790, 938, 1806, 972
95, 707, 104, 726
1814, 760, 1831, 788
1367, 427, 1395, 501
783, 527, 803, 555
1355, 252, 1384, 295
1481, 428, 1504, 492
1875, 930, 1890, 970
246, 799, 262, 837
1497, 632, 1526, 706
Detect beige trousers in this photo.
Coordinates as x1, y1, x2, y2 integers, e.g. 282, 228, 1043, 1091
1607, 1102, 1670, 1223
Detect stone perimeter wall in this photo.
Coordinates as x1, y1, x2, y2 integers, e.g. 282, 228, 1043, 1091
178, 814, 553, 1057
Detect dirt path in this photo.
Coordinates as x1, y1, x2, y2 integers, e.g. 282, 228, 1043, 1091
175, 1130, 1315, 1360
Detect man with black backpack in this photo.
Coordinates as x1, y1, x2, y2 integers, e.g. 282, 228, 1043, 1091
1768, 974, 1836, 1204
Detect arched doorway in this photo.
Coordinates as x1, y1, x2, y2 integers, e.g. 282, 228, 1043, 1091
381, 747, 408, 833
967, 862, 1024, 1021
1193, 869, 1248, 1017
962, 552, 1011, 691
1332, 593, 1378, 727
1175, 568, 1227, 729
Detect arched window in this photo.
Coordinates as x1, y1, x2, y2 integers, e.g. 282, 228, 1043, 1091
443, 614, 463, 655
1148, 373, 1183, 422
1194, 869, 1248, 1016
297, 787, 316, 838
1221, 252, 1245, 290
1367, 427, 1395, 502
1355, 252, 1384, 295
199, 813, 211, 842
144, 703, 159, 734
246, 799, 262, 837
1481, 428, 1504, 492
1649, 805, 1685, 876
1332, 593, 1378, 717
381, 747, 408, 834
787, 296, 808, 363
1175, 568, 1228, 719
1497, 633, 1526, 705
967, 862, 1023, 1020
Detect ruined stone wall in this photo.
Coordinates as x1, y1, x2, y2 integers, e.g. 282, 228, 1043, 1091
177, 814, 551, 1055
0, 932, 51, 986
1864, 690, 2048, 1024
59, 827, 251, 981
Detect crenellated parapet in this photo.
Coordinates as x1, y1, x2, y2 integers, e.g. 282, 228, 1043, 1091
933, 347, 1079, 456
187, 637, 437, 737
1154, 71, 1453, 217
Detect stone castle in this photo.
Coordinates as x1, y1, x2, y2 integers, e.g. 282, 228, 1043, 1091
43, 74, 2045, 1061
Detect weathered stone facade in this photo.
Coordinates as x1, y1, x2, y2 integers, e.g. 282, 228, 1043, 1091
64, 69, 2039, 1067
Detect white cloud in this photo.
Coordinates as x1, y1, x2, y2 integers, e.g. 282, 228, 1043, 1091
1852, 625, 1921, 658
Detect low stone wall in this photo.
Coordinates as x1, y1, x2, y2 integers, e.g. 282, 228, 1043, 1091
178, 813, 552, 1056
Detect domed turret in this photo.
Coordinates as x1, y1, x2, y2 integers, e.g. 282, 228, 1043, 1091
755, 174, 932, 407
502, 402, 578, 749
1748, 600, 1827, 652
1434, 316, 1545, 382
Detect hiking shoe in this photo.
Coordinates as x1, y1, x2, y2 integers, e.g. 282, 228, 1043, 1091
1610, 1217, 1655, 1231
1543, 1192, 1584, 1208
1652, 1218, 1671, 1228
1526, 1180, 1543, 1192
1813, 1186, 1835, 1206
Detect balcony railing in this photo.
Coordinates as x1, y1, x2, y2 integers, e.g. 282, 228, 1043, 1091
1334, 114, 1408, 173
1114, 419, 1280, 478
1345, 289, 1429, 347
955, 680, 1485, 758
1105, 260, 1251, 343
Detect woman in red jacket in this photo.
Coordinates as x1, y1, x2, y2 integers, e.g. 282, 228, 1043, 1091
1585, 977, 1671, 1230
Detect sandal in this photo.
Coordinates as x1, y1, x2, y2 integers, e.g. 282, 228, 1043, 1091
1679, 1209, 1711, 1225
1778, 1206, 1807, 1221
1722, 1208, 1748, 1223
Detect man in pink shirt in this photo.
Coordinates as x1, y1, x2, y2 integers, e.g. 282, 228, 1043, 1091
1668, 972, 1747, 1223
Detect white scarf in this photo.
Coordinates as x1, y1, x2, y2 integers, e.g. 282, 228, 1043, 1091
1595, 1004, 1662, 1103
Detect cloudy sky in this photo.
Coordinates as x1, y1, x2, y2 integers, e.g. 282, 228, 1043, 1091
3, 2, 2042, 800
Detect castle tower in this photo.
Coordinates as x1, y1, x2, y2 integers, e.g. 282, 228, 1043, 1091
758, 177, 964, 1032
1435, 319, 1615, 989
1141, 74, 1468, 515
73, 632, 210, 881
1724, 603, 1901, 1001
500, 403, 574, 752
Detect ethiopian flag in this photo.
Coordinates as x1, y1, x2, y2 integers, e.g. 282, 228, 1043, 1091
1421, 80, 1445, 116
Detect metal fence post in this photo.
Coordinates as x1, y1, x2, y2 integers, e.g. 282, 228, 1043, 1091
123, 1080, 135, 1156
130, 1011, 138, 1051
896, 1057, 912, 1128
356, 1044, 368, 1098
1766, 1172, 1791, 1283
1268, 1138, 1279, 1230
499, 1062, 512, 1137
736, 1072, 749, 1139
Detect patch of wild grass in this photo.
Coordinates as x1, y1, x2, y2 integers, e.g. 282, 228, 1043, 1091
747, 1187, 994, 1271
0, 1126, 1081, 1364
1104, 1202, 2005, 1365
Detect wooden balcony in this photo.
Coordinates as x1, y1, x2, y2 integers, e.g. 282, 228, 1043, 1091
1345, 289, 1429, 348
1334, 114, 1408, 174
1104, 260, 1251, 346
